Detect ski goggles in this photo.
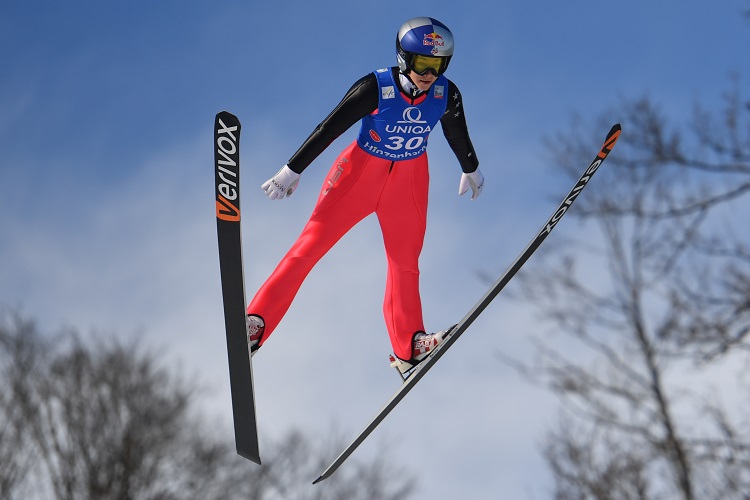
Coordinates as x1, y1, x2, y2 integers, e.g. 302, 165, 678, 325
408, 54, 450, 76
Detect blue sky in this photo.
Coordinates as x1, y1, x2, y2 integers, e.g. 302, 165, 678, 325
1, 1, 748, 498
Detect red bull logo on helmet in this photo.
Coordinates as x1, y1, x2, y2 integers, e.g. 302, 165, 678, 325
423, 32, 444, 47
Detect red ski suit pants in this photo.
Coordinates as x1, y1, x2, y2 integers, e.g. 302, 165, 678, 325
247, 141, 429, 360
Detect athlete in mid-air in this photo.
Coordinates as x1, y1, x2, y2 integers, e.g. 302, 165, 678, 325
246, 17, 484, 375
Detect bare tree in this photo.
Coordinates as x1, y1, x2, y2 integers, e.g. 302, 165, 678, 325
0, 313, 40, 499
511, 81, 750, 499
0, 311, 416, 500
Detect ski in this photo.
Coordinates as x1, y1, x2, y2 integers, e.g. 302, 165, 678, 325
313, 123, 622, 484
214, 111, 261, 464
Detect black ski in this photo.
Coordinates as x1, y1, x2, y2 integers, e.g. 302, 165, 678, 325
214, 111, 261, 464
313, 124, 622, 484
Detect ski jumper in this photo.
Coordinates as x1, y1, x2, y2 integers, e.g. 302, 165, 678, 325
247, 67, 478, 361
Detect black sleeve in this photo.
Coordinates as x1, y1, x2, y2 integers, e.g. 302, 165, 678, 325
287, 74, 379, 174
440, 80, 479, 173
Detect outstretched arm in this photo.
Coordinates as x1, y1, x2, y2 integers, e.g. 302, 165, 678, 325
440, 80, 479, 173
287, 74, 379, 174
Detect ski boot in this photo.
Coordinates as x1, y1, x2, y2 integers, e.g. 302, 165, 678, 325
389, 329, 450, 381
246, 314, 264, 357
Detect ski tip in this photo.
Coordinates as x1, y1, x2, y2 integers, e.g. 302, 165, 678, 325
312, 475, 325, 485
215, 110, 241, 125
602, 124, 622, 153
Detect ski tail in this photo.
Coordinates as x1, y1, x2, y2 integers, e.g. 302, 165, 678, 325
312, 124, 621, 483
214, 111, 261, 464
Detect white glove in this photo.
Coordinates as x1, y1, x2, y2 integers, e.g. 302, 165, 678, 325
458, 168, 484, 200
262, 165, 300, 200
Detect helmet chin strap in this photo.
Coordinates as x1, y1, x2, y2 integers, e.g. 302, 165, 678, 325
398, 72, 424, 99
